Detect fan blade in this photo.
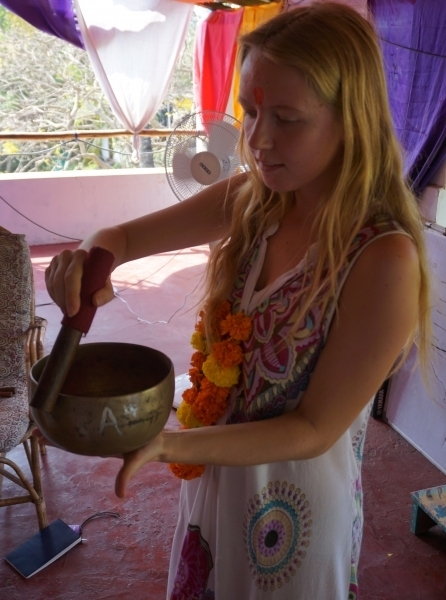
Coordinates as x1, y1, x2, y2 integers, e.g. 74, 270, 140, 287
170, 150, 192, 182
207, 120, 240, 159
169, 176, 206, 201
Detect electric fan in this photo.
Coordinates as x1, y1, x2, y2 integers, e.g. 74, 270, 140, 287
165, 110, 242, 201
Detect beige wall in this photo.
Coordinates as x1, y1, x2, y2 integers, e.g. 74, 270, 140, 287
420, 158, 446, 226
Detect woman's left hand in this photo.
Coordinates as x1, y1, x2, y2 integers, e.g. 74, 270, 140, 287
115, 431, 165, 498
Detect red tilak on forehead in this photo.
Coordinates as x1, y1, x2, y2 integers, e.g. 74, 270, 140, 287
254, 86, 264, 105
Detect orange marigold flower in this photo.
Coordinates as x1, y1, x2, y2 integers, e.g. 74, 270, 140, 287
192, 379, 231, 425
177, 401, 204, 428
171, 301, 249, 481
195, 318, 205, 336
220, 311, 253, 341
182, 387, 198, 406
169, 463, 205, 480
215, 300, 231, 321
188, 367, 203, 388
192, 400, 227, 426
212, 339, 244, 368
190, 351, 205, 371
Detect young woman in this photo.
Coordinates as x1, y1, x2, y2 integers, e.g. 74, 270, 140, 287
45, 4, 430, 599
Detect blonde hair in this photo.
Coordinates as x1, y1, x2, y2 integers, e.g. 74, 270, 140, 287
202, 3, 431, 377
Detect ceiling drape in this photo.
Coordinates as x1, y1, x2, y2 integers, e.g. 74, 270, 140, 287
370, 0, 446, 193
193, 8, 243, 115
0, 0, 83, 47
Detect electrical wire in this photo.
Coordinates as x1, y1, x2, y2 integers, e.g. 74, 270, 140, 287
82, 139, 165, 157
114, 270, 205, 325
79, 511, 120, 536
115, 251, 183, 292
1, 136, 166, 158
0, 193, 82, 241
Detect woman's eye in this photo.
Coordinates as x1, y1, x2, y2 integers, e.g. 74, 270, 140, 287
276, 115, 297, 123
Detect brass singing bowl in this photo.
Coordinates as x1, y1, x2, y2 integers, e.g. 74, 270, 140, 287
29, 342, 175, 457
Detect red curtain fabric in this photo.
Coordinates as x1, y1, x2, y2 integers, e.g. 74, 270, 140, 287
193, 9, 243, 114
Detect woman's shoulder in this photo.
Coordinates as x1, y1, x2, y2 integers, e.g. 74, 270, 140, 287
344, 213, 420, 295
350, 228, 419, 295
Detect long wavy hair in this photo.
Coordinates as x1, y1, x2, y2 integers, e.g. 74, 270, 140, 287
201, 3, 431, 376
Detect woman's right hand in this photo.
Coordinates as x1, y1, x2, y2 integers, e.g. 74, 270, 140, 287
45, 248, 115, 317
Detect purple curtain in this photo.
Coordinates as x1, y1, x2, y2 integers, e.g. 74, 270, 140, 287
0, 0, 84, 48
370, 0, 446, 193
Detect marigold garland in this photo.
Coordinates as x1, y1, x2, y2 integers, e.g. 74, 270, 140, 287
169, 302, 252, 480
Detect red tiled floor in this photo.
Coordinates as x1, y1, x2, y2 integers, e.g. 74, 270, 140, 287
0, 243, 445, 599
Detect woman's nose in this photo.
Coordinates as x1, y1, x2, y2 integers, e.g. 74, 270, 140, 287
246, 116, 273, 151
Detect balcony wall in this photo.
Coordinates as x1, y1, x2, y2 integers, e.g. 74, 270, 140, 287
1, 160, 445, 247
0, 168, 178, 246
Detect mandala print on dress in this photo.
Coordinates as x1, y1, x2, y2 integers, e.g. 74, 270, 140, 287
243, 481, 312, 592
348, 585, 358, 600
170, 524, 213, 600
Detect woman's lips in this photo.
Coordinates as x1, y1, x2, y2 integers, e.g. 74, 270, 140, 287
257, 161, 283, 173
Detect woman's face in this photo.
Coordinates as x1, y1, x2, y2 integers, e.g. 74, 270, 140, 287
239, 49, 344, 204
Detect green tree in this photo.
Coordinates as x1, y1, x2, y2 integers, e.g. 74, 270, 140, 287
0, 7, 196, 172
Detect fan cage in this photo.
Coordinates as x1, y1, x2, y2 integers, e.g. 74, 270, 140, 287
165, 110, 243, 202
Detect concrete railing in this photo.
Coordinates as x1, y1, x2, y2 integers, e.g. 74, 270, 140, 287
0, 168, 178, 246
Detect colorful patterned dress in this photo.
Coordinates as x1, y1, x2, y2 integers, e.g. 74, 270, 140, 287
167, 215, 407, 600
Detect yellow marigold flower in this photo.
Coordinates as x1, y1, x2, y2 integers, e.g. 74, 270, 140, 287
202, 354, 240, 388
176, 401, 204, 428
190, 330, 207, 353
220, 311, 253, 341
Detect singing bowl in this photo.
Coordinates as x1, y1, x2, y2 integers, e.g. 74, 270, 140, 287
29, 342, 175, 457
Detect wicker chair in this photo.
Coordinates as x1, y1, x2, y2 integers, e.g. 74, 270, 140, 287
0, 227, 48, 529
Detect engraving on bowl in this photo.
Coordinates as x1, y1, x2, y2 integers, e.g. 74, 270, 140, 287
99, 407, 123, 436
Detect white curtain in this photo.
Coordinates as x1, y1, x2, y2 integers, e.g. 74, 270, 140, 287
74, 0, 193, 160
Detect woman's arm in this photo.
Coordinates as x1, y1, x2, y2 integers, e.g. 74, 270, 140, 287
115, 233, 420, 497
45, 175, 243, 317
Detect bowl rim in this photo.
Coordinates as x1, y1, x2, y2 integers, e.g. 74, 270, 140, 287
29, 341, 175, 401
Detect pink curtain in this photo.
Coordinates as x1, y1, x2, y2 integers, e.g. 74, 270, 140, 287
193, 9, 243, 114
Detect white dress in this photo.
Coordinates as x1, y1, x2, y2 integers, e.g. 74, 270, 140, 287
167, 215, 406, 600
